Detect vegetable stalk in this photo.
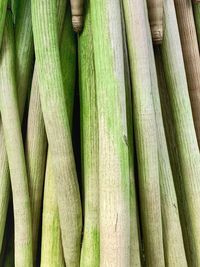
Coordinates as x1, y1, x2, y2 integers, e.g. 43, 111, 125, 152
160, 0, 200, 265
79, 1, 99, 266
174, 0, 200, 147
0, 12, 33, 267
31, 0, 82, 265
123, 0, 165, 265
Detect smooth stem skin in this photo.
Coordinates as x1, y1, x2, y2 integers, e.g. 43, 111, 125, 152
123, 0, 165, 266
25, 1, 67, 263
79, 1, 99, 266
174, 0, 200, 148
32, 0, 82, 266
0, 0, 34, 253
146, 0, 164, 44
121, 4, 141, 266
161, 0, 200, 265
90, 0, 131, 266
193, 3, 200, 46
0, 12, 33, 267
154, 47, 190, 261
41, 11, 76, 267
144, 2, 187, 265
40, 155, 65, 267
0, 0, 8, 48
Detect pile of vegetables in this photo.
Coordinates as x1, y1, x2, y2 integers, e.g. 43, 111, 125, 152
0, 0, 200, 266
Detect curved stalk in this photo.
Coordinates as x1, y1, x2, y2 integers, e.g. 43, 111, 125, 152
41, 10, 76, 267
0, 12, 33, 266
31, 0, 82, 265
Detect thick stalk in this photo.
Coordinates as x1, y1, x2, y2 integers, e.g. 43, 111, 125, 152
25, 0, 67, 262
0, 0, 34, 252
144, 1, 187, 265
70, 0, 84, 32
0, 12, 32, 266
161, 0, 200, 265
31, 0, 82, 265
123, 0, 165, 266
79, 1, 99, 266
174, 0, 200, 148
41, 10, 76, 267
90, 1, 131, 266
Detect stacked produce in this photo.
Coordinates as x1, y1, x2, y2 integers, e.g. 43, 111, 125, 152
0, 0, 200, 266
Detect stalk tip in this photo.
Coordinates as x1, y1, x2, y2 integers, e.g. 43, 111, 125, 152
72, 15, 83, 33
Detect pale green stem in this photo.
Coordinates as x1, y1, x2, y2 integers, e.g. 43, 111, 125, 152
0, 12, 33, 267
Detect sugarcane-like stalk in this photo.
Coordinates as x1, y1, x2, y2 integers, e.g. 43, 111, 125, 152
31, 0, 82, 265
122, 0, 165, 266
174, 0, 200, 148
161, 0, 200, 265
0, 12, 33, 266
40, 9, 76, 267
90, 0, 131, 266
143, 1, 188, 265
121, 4, 142, 266
146, 0, 164, 44
25, 1, 67, 262
0, 0, 34, 252
70, 0, 84, 32
79, 1, 99, 266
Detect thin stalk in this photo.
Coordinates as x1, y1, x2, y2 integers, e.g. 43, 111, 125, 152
144, 1, 187, 265
174, 0, 200, 148
25, 0, 67, 262
90, 0, 131, 266
70, 0, 84, 32
0, 0, 8, 48
121, 4, 141, 266
79, 1, 99, 266
122, 0, 165, 266
31, 0, 82, 265
161, 0, 200, 265
0, 0, 34, 252
0, 12, 32, 266
41, 10, 76, 267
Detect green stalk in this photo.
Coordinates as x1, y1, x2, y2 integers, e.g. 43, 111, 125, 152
161, 0, 200, 265
25, 1, 67, 262
174, 0, 200, 147
0, 12, 32, 266
0, 0, 34, 252
90, 0, 130, 265
79, 1, 99, 266
121, 5, 141, 266
0, 0, 8, 48
144, 1, 187, 265
193, 3, 200, 46
31, 0, 82, 265
41, 10, 76, 267
40, 154, 65, 267
122, 0, 164, 266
